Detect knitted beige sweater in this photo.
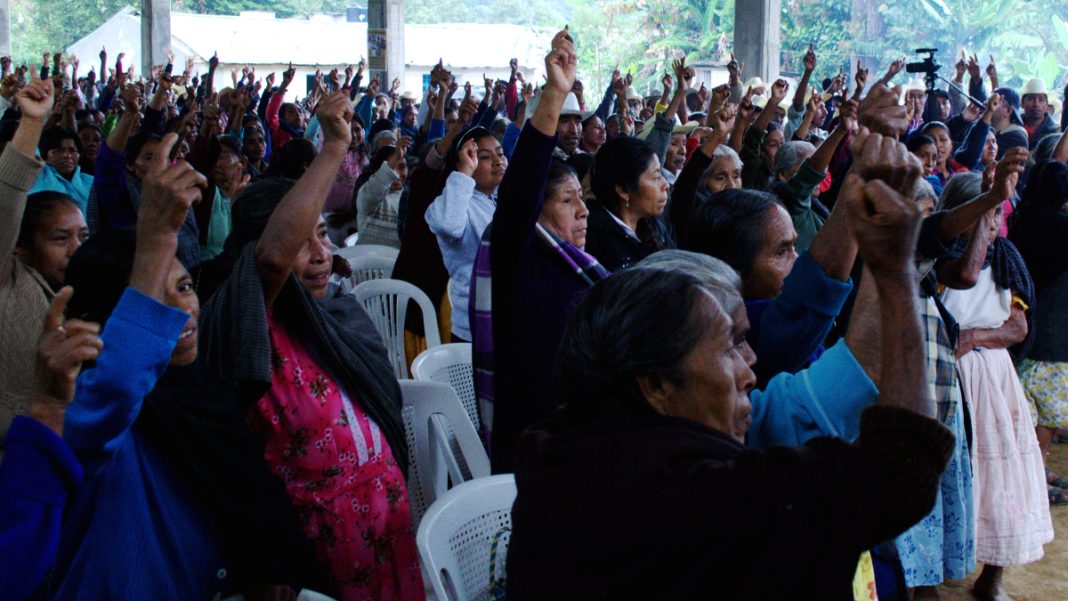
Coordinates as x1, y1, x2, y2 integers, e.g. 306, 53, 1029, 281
0, 145, 51, 444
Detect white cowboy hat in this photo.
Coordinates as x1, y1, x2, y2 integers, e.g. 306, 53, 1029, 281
635, 117, 699, 141
525, 90, 592, 120
400, 90, 418, 101
625, 86, 643, 102
1022, 78, 1049, 97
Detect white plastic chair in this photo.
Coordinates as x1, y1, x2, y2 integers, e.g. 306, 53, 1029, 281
334, 242, 399, 264
416, 475, 517, 601
399, 380, 491, 526
411, 343, 479, 434
348, 253, 396, 285
352, 279, 441, 379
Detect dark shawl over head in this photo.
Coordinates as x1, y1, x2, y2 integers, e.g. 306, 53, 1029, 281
199, 243, 409, 474
65, 233, 327, 593
1010, 159, 1068, 295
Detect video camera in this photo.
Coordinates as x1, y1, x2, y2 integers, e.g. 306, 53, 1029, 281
906, 48, 940, 90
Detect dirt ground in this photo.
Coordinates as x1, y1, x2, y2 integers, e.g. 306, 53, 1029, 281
938, 440, 1068, 601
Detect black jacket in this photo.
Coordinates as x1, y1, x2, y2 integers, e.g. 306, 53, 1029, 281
507, 404, 954, 601
583, 202, 673, 272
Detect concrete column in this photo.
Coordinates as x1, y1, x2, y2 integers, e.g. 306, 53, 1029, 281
733, 0, 780, 84
367, 0, 404, 86
141, 0, 171, 77
0, 0, 10, 57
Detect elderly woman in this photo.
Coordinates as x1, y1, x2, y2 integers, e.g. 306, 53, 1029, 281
199, 93, 424, 600
473, 29, 608, 470
508, 225, 954, 600
936, 172, 1052, 600
582, 136, 673, 270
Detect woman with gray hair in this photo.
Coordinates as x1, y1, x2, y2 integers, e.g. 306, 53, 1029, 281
507, 237, 954, 599
934, 168, 1051, 599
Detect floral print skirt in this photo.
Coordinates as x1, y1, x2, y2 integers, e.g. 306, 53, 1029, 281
1020, 359, 1068, 429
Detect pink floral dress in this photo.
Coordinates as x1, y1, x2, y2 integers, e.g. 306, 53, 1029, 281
250, 314, 425, 601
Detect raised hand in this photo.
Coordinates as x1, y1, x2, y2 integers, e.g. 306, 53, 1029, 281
120, 83, 141, 112
208, 52, 219, 70
842, 128, 924, 271
15, 72, 55, 120
807, 90, 823, 114
883, 57, 905, 82
282, 62, 296, 86
390, 77, 400, 93
858, 84, 909, 138
711, 83, 731, 106
661, 72, 673, 90
99, 46, 107, 62
991, 147, 1027, 199
838, 98, 859, 131
672, 56, 689, 89
34, 287, 102, 428
709, 103, 736, 134
982, 93, 1002, 124
139, 133, 208, 238
769, 79, 789, 103
737, 86, 757, 121
463, 80, 472, 100
317, 91, 354, 148
966, 53, 981, 81
266, 72, 276, 88
544, 27, 578, 96
344, 64, 354, 82
962, 102, 982, 122
456, 137, 479, 176
849, 126, 923, 198
985, 54, 998, 87
572, 79, 584, 100
853, 61, 869, 96
727, 53, 742, 81
521, 82, 534, 105
803, 42, 817, 72
459, 96, 479, 123
955, 51, 967, 80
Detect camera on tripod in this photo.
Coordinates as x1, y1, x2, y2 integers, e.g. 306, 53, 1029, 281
906, 48, 941, 89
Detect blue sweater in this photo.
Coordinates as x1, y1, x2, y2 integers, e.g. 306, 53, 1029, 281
0, 416, 83, 601
747, 251, 853, 384
749, 339, 878, 448
53, 289, 228, 600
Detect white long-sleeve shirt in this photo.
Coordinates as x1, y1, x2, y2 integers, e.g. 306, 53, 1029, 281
425, 171, 497, 341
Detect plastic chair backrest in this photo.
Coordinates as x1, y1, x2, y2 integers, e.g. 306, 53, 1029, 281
334, 243, 399, 264
352, 279, 440, 379
410, 343, 479, 434
416, 475, 517, 601
348, 254, 396, 286
399, 380, 491, 526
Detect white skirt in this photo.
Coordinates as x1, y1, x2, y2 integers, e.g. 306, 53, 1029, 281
960, 347, 1054, 566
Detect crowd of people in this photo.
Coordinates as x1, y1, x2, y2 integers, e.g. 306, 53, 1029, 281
0, 23, 1065, 601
